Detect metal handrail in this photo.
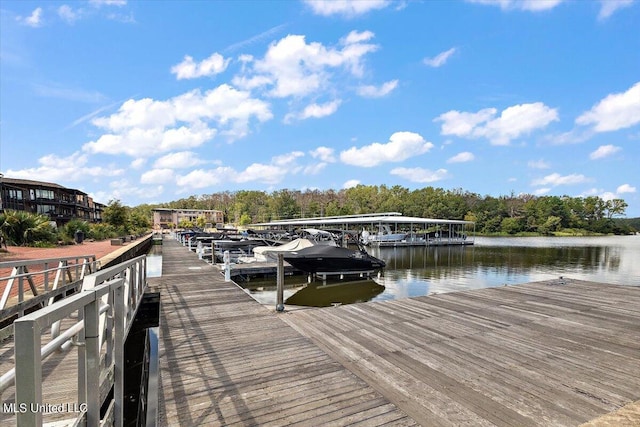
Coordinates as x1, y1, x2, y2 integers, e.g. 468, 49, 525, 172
2, 254, 147, 427
0, 255, 98, 311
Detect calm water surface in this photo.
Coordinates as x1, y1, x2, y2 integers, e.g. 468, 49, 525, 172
243, 235, 640, 307
146, 245, 163, 278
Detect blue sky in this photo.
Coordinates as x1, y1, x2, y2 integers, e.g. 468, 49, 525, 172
1, 0, 639, 216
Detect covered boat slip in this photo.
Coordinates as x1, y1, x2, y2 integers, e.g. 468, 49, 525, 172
252, 212, 475, 247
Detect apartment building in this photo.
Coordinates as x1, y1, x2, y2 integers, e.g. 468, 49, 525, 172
152, 208, 224, 229
0, 176, 105, 226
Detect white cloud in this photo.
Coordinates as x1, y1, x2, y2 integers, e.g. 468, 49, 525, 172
617, 183, 636, 194
447, 152, 474, 163
6, 152, 124, 183
343, 179, 361, 189
130, 158, 146, 169
153, 151, 206, 169
58, 5, 81, 24
236, 163, 288, 184
357, 80, 398, 98
545, 128, 594, 145
527, 159, 551, 169
309, 146, 336, 162
233, 31, 378, 98
171, 53, 230, 80
435, 102, 558, 145
232, 152, 305, 185
285, 100, 342, 123
590, 144, 621, 160
175, 168, 231, 190
303, 0, 391, 17
83, 125, 217, 157
92, 180, 164, 204
340, 132, 433, 167
90, 0, 127, 6
466, 0, 563, 12
534, 187, 551, 195
598, 0, 634, 20
83, 85, 272, 156
423, 48, 457, 68
273, 151, 305, 166
531, 172, 590, 187
140, 169, 174, 184
18, 8, 43, 27
576, 82, 640, 132
390, 167, 450, 183
304, 163, 328, 175
435, 108, 496, 137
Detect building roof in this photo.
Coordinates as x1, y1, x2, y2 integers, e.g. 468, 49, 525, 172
253, 213, 474, 228
0, 177, 87, 195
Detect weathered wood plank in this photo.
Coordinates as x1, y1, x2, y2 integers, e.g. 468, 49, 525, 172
157, 239, 413, 426
285, 278, 640, 426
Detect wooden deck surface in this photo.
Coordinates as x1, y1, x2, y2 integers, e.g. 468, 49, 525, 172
158, 238, 640, 426
283, 279, 640, 426
157, 238, 415, 426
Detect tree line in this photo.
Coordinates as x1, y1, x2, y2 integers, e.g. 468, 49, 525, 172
139, 185, 636, 235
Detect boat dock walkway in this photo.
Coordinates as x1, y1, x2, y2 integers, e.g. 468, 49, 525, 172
156, 238, 640, 426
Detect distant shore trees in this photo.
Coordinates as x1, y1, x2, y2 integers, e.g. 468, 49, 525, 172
147, 185, 635, 235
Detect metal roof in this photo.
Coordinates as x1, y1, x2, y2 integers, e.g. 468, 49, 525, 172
253, 214, 474, 228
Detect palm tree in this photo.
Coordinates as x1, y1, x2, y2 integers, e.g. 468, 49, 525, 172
0, 210, 56, 246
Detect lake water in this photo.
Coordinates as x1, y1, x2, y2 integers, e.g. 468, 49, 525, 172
241, 235, 640, 307
146, 245, 163, 278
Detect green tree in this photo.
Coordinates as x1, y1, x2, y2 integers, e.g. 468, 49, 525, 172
501, 217, 523, 234
103, 199, 128, 229
605, 199, 627, 219
539, 215, 562, 235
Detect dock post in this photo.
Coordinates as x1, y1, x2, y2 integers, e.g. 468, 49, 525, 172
276, 254, 284, 312
224, 250, 231, 282
197, 241, 203, 260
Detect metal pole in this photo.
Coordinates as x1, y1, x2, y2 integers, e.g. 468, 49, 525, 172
276, 254, 284, 312
224, 250, 231, 282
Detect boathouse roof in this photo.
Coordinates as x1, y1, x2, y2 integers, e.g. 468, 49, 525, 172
252, 213, 474, 228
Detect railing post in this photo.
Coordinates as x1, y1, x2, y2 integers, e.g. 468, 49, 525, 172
84, 292, 100, 427
114, 283, 125, 427
15, 318, 42, 426
224, 251, 231, 282
276, 254, 284, 312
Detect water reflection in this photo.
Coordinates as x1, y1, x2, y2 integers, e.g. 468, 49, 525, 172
242, 235, 640, 307
285, 279, 385, 307
147, 245, 163, 278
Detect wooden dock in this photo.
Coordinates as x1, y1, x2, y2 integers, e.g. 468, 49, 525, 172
156, 239, 416, 426
155, 238, 640, 426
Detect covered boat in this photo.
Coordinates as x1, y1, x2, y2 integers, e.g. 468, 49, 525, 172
283, 245, 386, 274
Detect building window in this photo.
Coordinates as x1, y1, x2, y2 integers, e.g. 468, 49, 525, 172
7, 189, 23, 200
36, 189, 55, 200
37, 204, 57, 215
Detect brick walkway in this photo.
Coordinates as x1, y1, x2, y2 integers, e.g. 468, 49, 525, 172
0, 239, 118, 263
0, 240, 128, 302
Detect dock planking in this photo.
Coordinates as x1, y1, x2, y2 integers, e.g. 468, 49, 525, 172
158, 237, 640, 426
283, 279, 640, 426
156, 238, 415, 426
